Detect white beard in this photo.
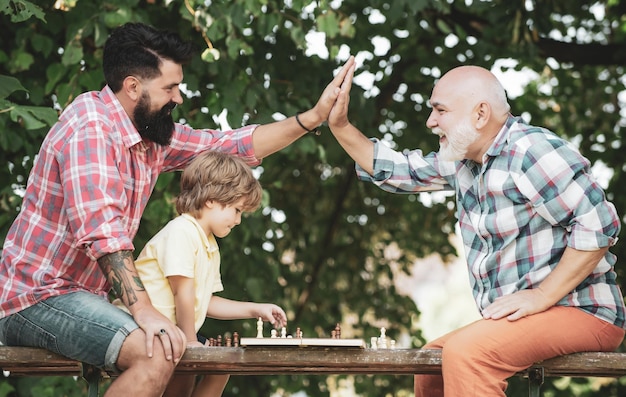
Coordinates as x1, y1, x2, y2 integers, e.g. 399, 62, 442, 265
434, 121, 480, 161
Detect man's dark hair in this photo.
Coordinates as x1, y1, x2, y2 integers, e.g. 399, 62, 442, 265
103, 22, 196, 92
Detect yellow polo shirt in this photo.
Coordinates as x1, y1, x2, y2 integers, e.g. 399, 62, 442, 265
114, 213, 223, 331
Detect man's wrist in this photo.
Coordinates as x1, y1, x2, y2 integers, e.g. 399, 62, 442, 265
295, 111, 322, 135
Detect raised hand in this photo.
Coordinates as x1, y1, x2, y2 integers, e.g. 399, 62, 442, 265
311, 56, 356, 123
328, 58, 356, 129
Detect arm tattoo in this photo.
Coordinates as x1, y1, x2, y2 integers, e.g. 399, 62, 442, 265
98, 250, 145, 306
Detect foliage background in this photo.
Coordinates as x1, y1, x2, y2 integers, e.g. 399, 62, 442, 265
1, 0, 626, 396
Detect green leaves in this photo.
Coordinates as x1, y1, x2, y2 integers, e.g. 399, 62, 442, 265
7, 105, 57, 129
317, 9, 355, 40
102, 7, 132, 28
316, 10, 341, 39
0, 0, 45, 23
61, 39, 83, 66
0, 75, 57, 135
0, 75, 26, 99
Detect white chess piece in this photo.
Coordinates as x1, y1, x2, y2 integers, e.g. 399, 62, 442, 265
281, 327, 287, 338
256, 317, 263, 338
378, 327, 388, 349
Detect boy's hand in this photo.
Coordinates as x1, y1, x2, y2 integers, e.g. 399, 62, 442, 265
256, 303, 288, 329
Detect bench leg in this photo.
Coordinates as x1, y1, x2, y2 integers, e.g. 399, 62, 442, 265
527, 366, 544, 397
81, 363, 101, 397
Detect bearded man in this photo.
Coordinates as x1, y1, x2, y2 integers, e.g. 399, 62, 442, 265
0, 22, 354, 397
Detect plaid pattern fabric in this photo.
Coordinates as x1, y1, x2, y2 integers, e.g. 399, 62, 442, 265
357, 115, 626, 328
0, 86, 258, 317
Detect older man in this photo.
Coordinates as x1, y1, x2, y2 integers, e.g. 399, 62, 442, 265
328, 63, 626, 396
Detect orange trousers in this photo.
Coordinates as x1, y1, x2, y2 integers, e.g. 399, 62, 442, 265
414, 306, 625, 397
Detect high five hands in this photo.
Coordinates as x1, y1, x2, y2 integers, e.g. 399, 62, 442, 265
328, 56, 356, 129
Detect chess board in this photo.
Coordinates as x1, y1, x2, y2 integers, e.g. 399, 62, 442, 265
240, 337, 366, 348
200, 318, 392, 349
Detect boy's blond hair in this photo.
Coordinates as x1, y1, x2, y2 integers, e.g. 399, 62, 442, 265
176, 151, 262, 217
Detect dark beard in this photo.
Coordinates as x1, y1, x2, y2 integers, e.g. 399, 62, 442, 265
134, 95, 176, 146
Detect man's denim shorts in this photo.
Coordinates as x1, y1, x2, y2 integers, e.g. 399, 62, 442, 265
0, 291, 138, 373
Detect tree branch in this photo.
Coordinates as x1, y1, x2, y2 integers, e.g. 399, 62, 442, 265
534, 37, 626, 66
294, 168, 356, 322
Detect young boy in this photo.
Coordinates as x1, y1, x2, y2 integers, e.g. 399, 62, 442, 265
115, 150, 287, 397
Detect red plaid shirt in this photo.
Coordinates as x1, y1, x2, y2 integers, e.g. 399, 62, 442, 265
0, 86, 259, 317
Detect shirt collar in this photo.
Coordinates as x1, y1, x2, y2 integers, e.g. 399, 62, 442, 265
100, 85, 144, 150
484, 114, 520, 159
180, 213, 219, 253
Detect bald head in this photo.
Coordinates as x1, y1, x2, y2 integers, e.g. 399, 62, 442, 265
432, 66, 510, 119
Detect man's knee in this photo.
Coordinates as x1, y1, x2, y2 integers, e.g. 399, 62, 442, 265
441, 331, 492, 368
117, 329, 176, 378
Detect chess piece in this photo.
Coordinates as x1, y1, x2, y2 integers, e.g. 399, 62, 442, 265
378, 327, 388, 349
256, 317, 263, 338
335, 323, 341, 338
371, 336, 378, 349
233, 332, 239, 347
281, 327, 287, 338
271, 329, 278, 338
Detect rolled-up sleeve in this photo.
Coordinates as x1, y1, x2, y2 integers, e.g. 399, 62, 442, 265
512, 137, 620, 251
163, 124, 261, 172
356, 138, 452, 194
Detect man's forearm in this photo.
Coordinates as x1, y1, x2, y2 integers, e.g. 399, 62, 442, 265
251, 117, 311, 159
330, 123, 376, 175
98, 250, 146, 308
538, 246, 608, 305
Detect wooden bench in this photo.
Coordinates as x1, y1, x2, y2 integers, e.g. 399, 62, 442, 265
1, 346, 625, 397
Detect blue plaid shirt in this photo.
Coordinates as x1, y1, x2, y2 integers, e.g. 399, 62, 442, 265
357, 115, 626, 328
